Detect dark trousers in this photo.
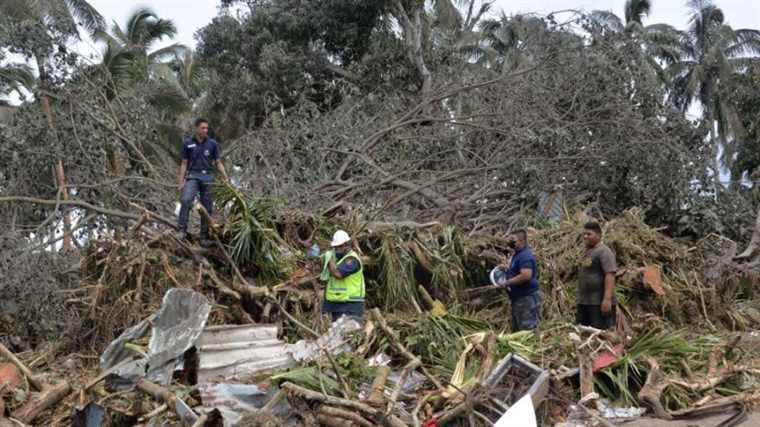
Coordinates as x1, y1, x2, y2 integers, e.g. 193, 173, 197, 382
511, 292, 540, 332
178, 178, 213, 236
323, 300, 365, 322
576, 304, 616, 330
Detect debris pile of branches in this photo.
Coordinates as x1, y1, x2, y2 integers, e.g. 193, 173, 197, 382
2, 199, 760, 425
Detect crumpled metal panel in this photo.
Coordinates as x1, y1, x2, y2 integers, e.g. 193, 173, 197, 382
147, 288, 212, 383
196, 324, 293, 383
100, 288, 212, 387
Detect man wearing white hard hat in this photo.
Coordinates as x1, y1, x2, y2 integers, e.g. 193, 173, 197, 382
319, 230, 366, 321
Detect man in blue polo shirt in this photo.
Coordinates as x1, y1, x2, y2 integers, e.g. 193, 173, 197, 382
177, 118, 229, 244
495, 229, 540, 332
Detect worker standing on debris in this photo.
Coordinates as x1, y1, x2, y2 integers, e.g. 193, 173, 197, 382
496, 229, 540, 332
577, 222, 617, 330
320, 230, 365, 322
177, 118, 229, 244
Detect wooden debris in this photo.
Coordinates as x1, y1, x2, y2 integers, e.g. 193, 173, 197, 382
317, 405, 374, 427
13, 382, 71, 424
281, 382, 406, 427
578, 352, 594, 401
365, 365, 391, 407
0, 344, 44, 392
638, 357, 673, 420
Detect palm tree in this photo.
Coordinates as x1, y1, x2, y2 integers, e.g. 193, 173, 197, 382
0, 1, 105, 250
589, 0, 682, 78
95, 7, 185, 83
590, 0, 652, 32
430, 0, 494, 63
0, 0, 105, 122
668, 0, 760, 178
169, 49, 207, 101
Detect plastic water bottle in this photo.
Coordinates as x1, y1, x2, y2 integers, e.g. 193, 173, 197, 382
308, 243, 321, 258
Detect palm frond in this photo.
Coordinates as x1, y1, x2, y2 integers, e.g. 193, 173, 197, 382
146, 81, 190, 115
125, 7, 158, 45
0, 64, 35, 92
111, 21, 129, 46
725, 29, 760, 57
63, 0, 105, 34
214, 184, 288, 281
100, 44, 137, 83
144, 18, 178, 48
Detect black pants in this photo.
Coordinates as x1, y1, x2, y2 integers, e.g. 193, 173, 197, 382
323, 301, 364, 322
576, 304, 616, 330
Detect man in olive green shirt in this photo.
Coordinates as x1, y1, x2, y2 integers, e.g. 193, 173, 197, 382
577, 221, 617, 329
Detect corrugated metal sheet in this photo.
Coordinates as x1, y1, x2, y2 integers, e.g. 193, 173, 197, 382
197, 324, 293, 383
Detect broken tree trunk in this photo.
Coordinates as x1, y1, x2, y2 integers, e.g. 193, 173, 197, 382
578, 351, 594, 400
366, 366, 391, 407
13, 382, 71, 424
0, 344, 44, 392
281, 382, 406, 427
55, 161, 72, 250
736, 207, 760, 260
638, 357, 673, 420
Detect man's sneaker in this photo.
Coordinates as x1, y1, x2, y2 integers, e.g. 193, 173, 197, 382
177, 231, 188, 241
200, 236, 213, 248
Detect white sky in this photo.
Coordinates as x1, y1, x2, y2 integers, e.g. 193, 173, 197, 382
83, 0, 759, 51
3, 0, 757, 104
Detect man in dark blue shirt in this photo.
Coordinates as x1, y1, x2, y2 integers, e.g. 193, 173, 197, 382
495, 229, 540, 332
177, 118, 229, 243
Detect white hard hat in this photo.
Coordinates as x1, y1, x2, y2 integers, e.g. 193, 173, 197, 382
489, 266, 509, 286
331, 230, 352, 247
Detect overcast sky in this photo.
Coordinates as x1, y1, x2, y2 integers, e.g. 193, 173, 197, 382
3, 0, 757, 104
82, 0, 759, 53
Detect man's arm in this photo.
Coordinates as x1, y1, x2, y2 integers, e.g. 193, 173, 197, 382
328, 257, 344, 279
178, 159, 188, 188
214, 160, 229, 182
506, 268, 533, 286
328, 256, 359, 279
600, 249, 617, 315
601, 272, 615, 314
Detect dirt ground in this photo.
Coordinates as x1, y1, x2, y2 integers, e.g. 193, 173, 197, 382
624, 412, 760, 426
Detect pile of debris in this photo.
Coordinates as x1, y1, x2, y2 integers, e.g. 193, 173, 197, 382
2, 202, 760, 426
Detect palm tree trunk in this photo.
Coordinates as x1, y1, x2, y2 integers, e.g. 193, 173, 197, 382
55, 161, 73, 250
393, 1, 433, 107
705, 107, 722, 191
36, 53, 73, 250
